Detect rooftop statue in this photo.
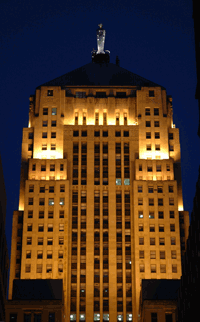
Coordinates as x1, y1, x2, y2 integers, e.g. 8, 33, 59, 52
92, 24, 110, 63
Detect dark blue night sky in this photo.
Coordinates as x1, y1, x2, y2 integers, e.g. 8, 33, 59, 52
0, 0, 199, 257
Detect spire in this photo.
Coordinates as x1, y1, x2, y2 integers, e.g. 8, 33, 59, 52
92, 24, 110, 63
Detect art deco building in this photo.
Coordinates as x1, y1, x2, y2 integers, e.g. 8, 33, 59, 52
8, 25, 189, 322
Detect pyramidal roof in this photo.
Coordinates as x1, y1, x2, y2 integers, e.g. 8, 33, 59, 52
39, 62, 165, 88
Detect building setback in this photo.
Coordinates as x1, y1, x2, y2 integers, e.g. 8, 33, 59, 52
7, 25, 189, 322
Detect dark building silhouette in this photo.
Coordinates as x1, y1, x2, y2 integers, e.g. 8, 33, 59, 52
0, 155, 9, 321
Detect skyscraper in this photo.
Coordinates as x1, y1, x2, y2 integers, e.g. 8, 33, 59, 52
7, 25, 189, 322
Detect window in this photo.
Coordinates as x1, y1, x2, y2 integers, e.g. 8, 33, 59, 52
47, 238, 53, 245
146, 121, 151, 127
43, 108, 48, 115
40, 186, 45, 193
171, 250, 176, 259
139, 164, 142, 171
59, 223, 64, 231
149, 225, 155, 232
81, 130, 87, 137
60, 198, 65, 205
39, 198, 45, 206
39, 211, 44, 218
51, 144, 56, 150
157, 186, 163, 193
138, 211, 143, 218
59, 237, 64, 245
42, 132, 47, 138
160, 251, 165, 259
155, 132, 160, 139
42, 144, 47, 150
160, 264, 166, 273
166, 164, 170, 171
155, 145, 160, 151
139, 250, 144, 259
47, 90, 53, 96
38, 238, 43, 245
140, 264, 145, 272
52, 108, 57, 115
41, 165, 46, 171
138, 198, 143, 205
58, 263, 63, 273
28, 144, 33, 151
50, 164, 55, 171
43, 120, 48, 128
138, 185, 143, 193
169, 198, 174, 205
154, 121, 159, 127
28, 210, 33, 218
58, 250, 63, 258
139, 237, 144, 245
94, 130, 100, 137
170, 211, 175, 218
115, 131, 121, 137
169, 145, 174, 151
96, 91, 106, 98
103, 131, 108, 137
151, 265, 156, 273
51, 131, 56, 138
150, 251, 156, 259
169, 133, 174, 140
48, 224, 53, 232
146, 132, 151, 139
159, 238, 165, 245
158, 198, 163, 206
151, 313, 157, 322
76, 91, 86, 98
60, 164, 64, 171
10, 313, 18, 322
48, 197, 54, 206
146, 144, 151, 151
149, 198, 154, 206
147, 165, 152, 172
165, 313, 173, 322
32, 164, 36, 171
156, 165, 161, 172
29, 185, 34, 192
28, 198, 33, 205
139, 224, 143, 231
150, 238, 155, 245
172, 264, 177, 273
27, 224, 32, 232
170, 224, 175, 232
116, 91, 126, 98
171, 237, 176, 245
148, 186, 153, 193
51, 120, 56, 127
46, 264, 52, 273
145, 108, 150, 115
37, 251, 43, 259
169, 185, 174, 193
59, 210, 64, 218
124, 131, 129, 137
26, 250, 31, 259
149, 90, 154, 97
154, 108, 159, 116
149, 211, 154, 219
159, 225, 164, 232
38, 224, 44, 232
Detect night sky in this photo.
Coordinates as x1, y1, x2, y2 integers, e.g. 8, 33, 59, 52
0, 0, 199, 257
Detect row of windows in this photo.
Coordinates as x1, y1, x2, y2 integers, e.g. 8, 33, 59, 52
139, 264, 177, 273
138, 210, 175, 219
32, 164, 64, 171
24, 263, 63, 273
41, 132, 56, 138
138, 237, 176, 245
25, 250, 63, 259
138, 198, 175, 206
26, 223, 64, 232
138, 224, 176, 232
138, 185, 174, 193
139, 250, 177, 259
73, 130, 129, 137
42, 120, 56, 127
26, 236, 64, 245
27, 210, 64, 219
139, 164, 171, 171
74, 90, 154, 98
146, 121, 160, 127
29, 184, 65, 193
145, 144, 174, 151
28, 198, 65, 206
43, 107, 57, 115
10, 312, 55, 322
146, 132, 174, 140
145, 108, 159, 116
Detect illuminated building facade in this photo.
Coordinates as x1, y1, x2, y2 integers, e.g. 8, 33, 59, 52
7, 25, 189, 322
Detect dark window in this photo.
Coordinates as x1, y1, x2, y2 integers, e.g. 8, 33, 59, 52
151, 313, 157, 322
169, 133, 174, 140
73, 131, 79, 137
47, 90, 53, 96
154, 108, 159, 115
145, 108, 150, 116
96, 92, 106, 98
103, 131, 108, 137
32, 164, 36, 171
170, 211, 174, 218
146, 132, 151, 139
43, 108, 48, 115
24, 314, 31, 322
28, 144, 33, 151
60, 164, 64, 171
169, 145, 174, 151
42, 132, 47, 138
149, 90, 154, 97
158, 211, 164, 219
51, 120, 56, 127
51, 132, 56, 138
76, 91, 86, 98
43, 120, 48, 127
94, 131, 100, 137
165, 313, 173, 322
124, 131, 129, 137
34, 313, 42, 322
49, 312, 55, 322
28, 132, 33, 139
154, 121, 159, 127
82, 131, 87, 137
155, 132, 160, 139
116, 92, 126, 98
115, 131, 121, 137
146, 121, 151, 127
